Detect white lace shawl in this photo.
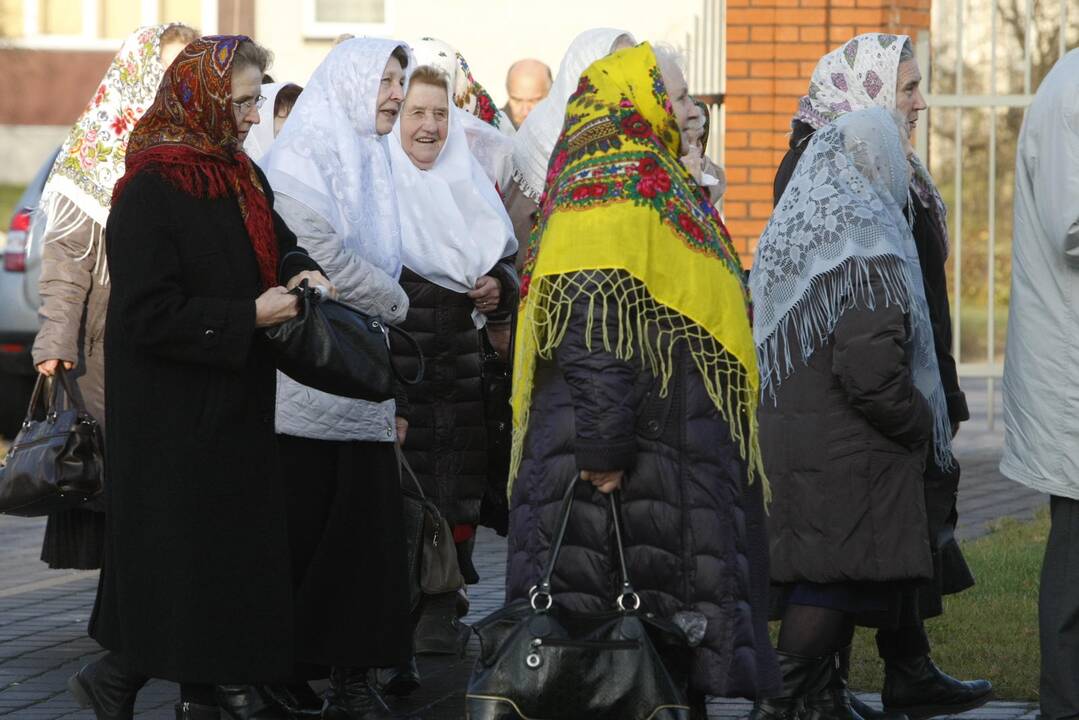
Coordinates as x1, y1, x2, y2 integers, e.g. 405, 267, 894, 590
263, 38, 406, 279
752, 107, 952, 467
243, 82, 288, 162
510, 27, 635, 201
388, 94, 517, 303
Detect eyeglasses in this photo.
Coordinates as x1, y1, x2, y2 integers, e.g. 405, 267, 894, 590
232, 95, 266, 113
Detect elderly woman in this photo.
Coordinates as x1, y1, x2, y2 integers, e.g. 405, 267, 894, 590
262, 38, 413, 720
385, 63, 518, 672
81, 36, 333, 720
769, 34, 991, 720
412, 37, 513, 135
506, 42, 778, 716
243, 81, 302, 162
752, 107, 957, 720
31, 22, 198, 571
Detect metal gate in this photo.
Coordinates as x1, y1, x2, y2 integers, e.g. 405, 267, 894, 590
915, 0, 1076, 426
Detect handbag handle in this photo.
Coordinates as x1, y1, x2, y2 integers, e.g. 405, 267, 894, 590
21, 366, 87, 429
529, 478, 640, 614
291, 280, 425, 386
395, 443, 427, 502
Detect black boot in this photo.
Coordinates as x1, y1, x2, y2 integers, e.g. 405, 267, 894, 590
881, 656, 993, 720
374, 656, 421, 697
215, 685, 292, 719
830, 646, 909, 720
175, 702, 221, 719
67, 651, 148, 720
413, 591, 468, 656
262, 683, 323, 718
748, 651, 835, 720
322, 667, 393, 720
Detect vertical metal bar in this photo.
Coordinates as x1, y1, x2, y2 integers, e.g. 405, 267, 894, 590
717, 0, 727, 172
1023, 0, 1034, 94
686, 31, 694, 89
24, 0, 40, 37
952, 0, 964, 364
82, 0, 97, 39
141, 0, 158, 26
986, 0, 998, 429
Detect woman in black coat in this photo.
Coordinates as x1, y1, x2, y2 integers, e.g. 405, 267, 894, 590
73, 37, 334, 720
766, 31, 990, 720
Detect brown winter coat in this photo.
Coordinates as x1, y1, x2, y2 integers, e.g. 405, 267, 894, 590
760, 278, 936, 585
32, 210, 108, 432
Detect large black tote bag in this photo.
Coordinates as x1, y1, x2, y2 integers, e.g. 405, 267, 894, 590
466, 478, 690, 720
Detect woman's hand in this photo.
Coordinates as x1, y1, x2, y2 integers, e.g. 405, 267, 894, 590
468, 275, 502, 315
680, 143, 704, 184
255, 286, 300, 328
395, 416, 409, 445
581, 469, 624, 494
36, 359, 75, 377
287, 270, 338, 300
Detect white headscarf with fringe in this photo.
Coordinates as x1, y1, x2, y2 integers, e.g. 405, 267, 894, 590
751, 107, 953, 468
510, 27, 635, 201
39, 24, 179, 285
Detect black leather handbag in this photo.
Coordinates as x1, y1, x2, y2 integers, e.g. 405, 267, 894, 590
264, 280, 423, 401
466, 479, 690, 720
397, 445, 464, 610
0, 368, 103, 517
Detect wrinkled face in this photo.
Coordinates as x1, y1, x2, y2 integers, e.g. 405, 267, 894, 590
230, 64, 263, 144
506, 64, 551, 126
400, 82, 449, 170
657, 57, 694, 153
159, 40, 187, 69
895, 59, 928, 134
376, 54, 407, 135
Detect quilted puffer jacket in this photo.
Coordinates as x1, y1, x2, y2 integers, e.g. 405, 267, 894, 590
273, 194, 408, 442
505, 270, 780, 698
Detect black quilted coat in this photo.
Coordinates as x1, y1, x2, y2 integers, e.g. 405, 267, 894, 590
505, 270, 780, 699
391, 261, 518, 526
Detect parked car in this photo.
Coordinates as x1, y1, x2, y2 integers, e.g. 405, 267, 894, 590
0, 149, 59, 439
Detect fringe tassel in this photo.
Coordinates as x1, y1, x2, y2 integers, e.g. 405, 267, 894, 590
39, 194, 110, 286
511, 270, 767, 500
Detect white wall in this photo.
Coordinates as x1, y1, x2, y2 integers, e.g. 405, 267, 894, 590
254, 0, 703, 105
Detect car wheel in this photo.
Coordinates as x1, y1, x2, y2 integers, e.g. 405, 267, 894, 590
0, 371, 35, 440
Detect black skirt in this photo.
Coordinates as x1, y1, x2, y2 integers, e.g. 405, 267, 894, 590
41, 508, 105, 570
278, 435, 412, 670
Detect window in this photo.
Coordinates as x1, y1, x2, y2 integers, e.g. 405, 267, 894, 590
10, 0, 216, 49
303, 0, 391, 39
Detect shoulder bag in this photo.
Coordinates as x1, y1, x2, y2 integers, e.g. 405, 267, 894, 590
0, 367, 103, 517
465, 478, 690, 720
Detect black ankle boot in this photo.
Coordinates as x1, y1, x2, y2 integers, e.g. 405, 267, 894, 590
413, 591, 468, 656
215, 685, 292, 719
882, 656, 993, 720
829, 646, 909, 720
748, 651, 835, 720
374, 656, 421, 697
262, 683, 322, 718
323, 667, 392, 720
175, 701, 221, 719
800, 650, 866, 720
67, 651, 148, 720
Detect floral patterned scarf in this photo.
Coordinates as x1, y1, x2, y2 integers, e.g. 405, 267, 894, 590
512, 42, 763, 487
39, 24, 181, 284
113, 35, 278, 289
794, 33, 950, 258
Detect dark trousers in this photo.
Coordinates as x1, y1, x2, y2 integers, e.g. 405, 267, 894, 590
1040, 495, 1079, 720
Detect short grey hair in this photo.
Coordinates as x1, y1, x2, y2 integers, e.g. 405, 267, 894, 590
651, 42, 687, 74
899, 38, 915, 63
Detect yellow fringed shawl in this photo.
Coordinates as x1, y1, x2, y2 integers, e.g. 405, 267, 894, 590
511, 43, 765, 492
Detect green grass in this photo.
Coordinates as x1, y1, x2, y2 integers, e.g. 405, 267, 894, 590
848, 511, 1046, 700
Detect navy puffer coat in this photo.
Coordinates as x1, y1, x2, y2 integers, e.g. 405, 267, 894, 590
505, 270, 779, 698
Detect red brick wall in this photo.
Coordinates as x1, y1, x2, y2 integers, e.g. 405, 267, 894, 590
723, 0, 932, 263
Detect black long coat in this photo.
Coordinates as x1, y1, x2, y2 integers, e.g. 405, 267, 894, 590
505, 270, 779, 698
771, 121, 974, 615
89, 169, 319, 684
391, 260, 518, 527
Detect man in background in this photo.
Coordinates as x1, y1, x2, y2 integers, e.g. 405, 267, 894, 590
503, 58, 552, 128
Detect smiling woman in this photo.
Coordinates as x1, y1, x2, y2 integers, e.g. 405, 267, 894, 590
399, 66, 450, 169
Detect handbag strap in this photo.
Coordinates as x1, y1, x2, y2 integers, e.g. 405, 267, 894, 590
22, 373, 48, 425
48, 365, 87, 415
529, 478, 640, 613
395, 443, 427, 502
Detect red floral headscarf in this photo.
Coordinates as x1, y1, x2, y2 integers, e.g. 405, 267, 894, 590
113, 35, 278, 289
